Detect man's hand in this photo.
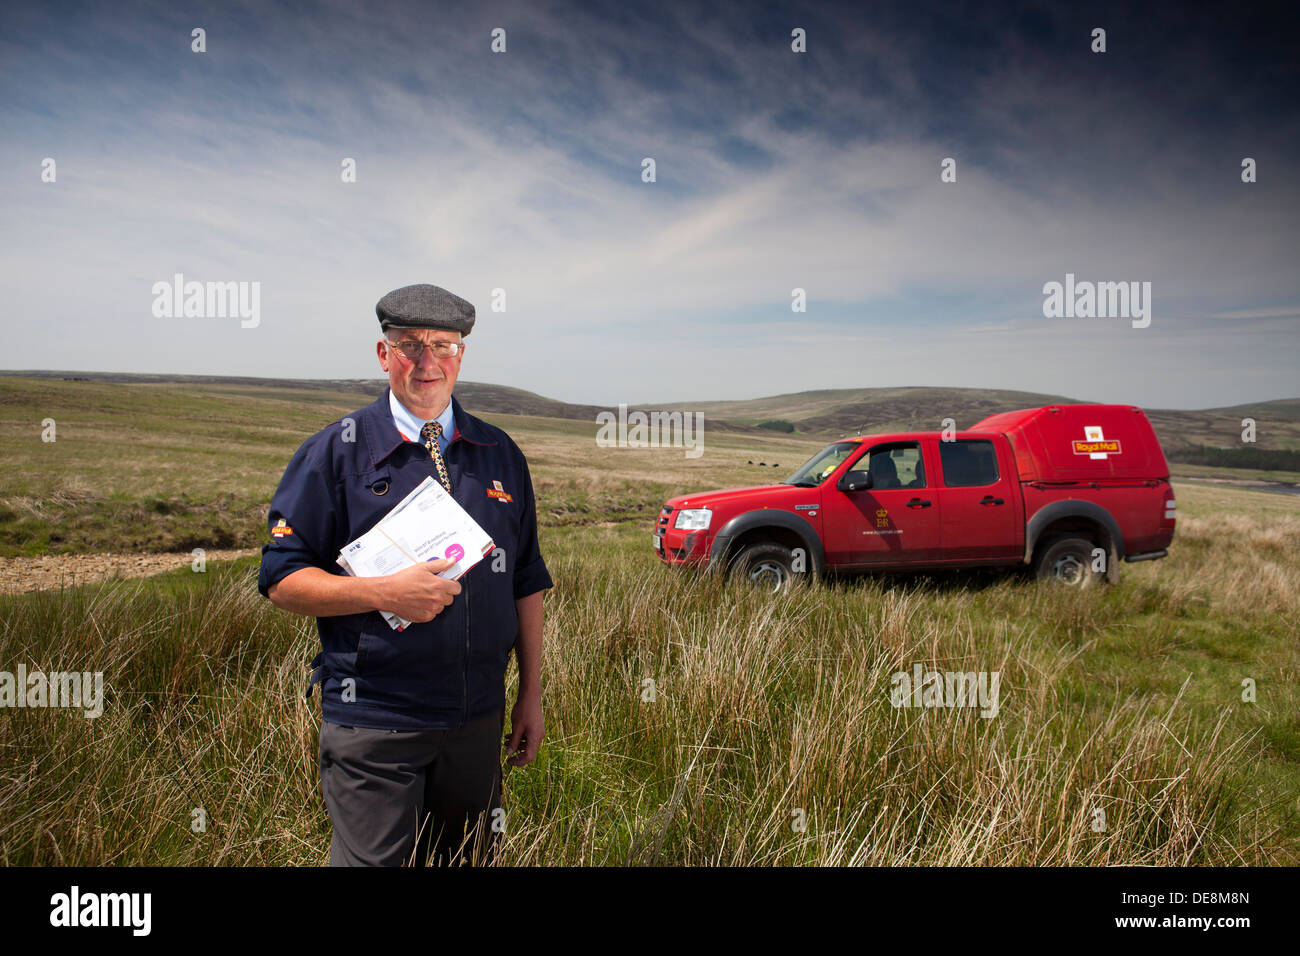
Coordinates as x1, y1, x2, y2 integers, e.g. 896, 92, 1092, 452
378, 559, 461, 623
505, 689, 544, 767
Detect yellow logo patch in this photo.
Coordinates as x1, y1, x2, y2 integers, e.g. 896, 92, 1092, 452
1073, 425, 1122, 458
271, 518, 294, 537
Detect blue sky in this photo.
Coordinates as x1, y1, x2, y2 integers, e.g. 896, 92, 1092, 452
2, 0, 1297, 408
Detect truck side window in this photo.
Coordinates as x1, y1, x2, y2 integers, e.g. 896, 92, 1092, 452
864, 443, 925, 489
939, 439, 999, 487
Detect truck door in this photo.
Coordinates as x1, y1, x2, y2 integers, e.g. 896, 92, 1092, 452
934, 437, 1022, 561
822, 441, 942, 566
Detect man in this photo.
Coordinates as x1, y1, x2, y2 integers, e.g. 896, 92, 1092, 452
258, 283, 552, 867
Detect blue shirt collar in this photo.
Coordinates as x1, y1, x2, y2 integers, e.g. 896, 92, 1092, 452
359, 390, 497, 469
388, 390, 455, 447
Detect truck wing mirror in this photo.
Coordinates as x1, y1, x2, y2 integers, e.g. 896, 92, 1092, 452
839, 470, 873, 492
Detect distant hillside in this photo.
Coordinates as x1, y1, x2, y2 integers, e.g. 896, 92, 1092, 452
655, 385, 1300, 453
1205, 398, 1300, 419
6, 371, 1297, 453
0, 371, 768, 435
3, 370, 599, 418
1142, 399, 1300, 454
8, 370, 387, 396
657, 386, 1083, 436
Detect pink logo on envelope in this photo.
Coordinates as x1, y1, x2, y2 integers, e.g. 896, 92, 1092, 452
445, 543, 465, 563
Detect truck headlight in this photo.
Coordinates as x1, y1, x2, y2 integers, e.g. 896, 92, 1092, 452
674, 508, 712, 531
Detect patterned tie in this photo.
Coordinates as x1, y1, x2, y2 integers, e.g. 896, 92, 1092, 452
420, 420, 453, 493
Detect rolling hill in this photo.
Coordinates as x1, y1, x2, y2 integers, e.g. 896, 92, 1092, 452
6, 370, 1299, 453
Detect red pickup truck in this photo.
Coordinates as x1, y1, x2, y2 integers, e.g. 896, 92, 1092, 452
654, 404, 1176, 590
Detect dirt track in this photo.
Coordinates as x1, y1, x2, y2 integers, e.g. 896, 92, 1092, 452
0, 549, 260, 595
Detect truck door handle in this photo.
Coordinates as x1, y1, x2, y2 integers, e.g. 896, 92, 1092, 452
980, 496, 1005, 506
906, 498, 932, 509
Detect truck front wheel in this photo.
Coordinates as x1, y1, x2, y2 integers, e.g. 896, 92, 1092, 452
1034, 536, 1101, 588
730, 543, 800, 593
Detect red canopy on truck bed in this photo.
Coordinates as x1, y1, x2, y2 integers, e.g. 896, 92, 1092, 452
970, 404, 1170, 482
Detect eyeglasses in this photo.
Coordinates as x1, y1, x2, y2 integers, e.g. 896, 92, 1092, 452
386, 339, 464, 361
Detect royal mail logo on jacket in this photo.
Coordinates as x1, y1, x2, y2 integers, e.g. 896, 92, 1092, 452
271, 518, 294, 538
487, 479, 514, 503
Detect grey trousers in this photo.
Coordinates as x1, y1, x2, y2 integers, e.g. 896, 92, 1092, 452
318, 710, 504, 867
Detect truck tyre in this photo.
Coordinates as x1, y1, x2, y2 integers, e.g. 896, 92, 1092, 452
730, 542, 800, 593
1034, 536, 1101, 588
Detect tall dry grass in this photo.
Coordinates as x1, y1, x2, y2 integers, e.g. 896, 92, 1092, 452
0, 486, 1296, 865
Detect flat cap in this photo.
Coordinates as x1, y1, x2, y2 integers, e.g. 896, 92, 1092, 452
375, 284, 476, 335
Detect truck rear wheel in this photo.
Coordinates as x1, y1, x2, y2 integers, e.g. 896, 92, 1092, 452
730, 543, 799, 593
1034, 536, 1101, 588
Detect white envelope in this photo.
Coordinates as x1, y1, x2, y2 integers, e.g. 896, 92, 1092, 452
336, 477, 496, 631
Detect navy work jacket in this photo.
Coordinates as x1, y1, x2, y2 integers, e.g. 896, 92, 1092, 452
257, 389, 552, 731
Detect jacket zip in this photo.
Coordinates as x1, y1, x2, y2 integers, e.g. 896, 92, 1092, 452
462, 573, 471, 725
455, 442, 470, 727
442, 435, 471, 729
435, 440, 470, 728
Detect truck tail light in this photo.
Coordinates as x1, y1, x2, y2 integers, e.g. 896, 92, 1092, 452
1164, 499, 1177, 520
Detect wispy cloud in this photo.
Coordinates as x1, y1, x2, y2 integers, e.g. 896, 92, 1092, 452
1, 0, 1296, 408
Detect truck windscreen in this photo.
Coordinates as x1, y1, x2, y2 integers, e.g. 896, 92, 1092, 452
784, 441, 859, 486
